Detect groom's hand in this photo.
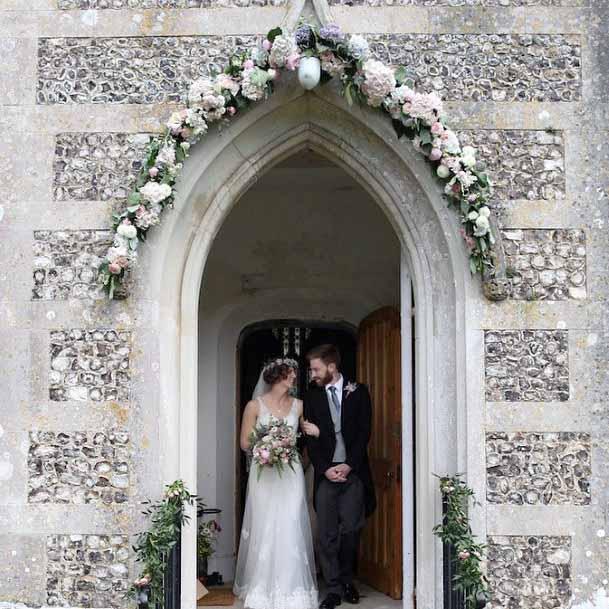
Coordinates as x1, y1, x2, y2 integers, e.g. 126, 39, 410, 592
334, 463, 352, 478
325, 466, 348, 482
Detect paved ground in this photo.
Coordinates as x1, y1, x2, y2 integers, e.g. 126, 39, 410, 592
201, 583, 403, 609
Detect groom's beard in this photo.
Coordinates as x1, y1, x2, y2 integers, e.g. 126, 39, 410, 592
311, 370, 333, 387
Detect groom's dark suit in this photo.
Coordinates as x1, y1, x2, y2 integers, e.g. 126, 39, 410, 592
304, 379, 376, 597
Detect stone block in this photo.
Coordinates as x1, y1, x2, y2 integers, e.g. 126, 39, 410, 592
487, 536, 572, 609
54, 132, 153, 202
28, 430, 130, 505
37, 35, 257, 104
458, 131, 565, 201
0, 535, 47, 606
485, 330, 569, 401
486, 431, 591, 505
48, 329, 131, 402
330, 0, 586, 5
32, 230, 114, 301
46, 534, 129, 607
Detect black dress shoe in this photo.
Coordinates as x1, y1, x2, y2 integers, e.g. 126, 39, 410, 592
320, 593, 342, 609
343, 584, 360, 604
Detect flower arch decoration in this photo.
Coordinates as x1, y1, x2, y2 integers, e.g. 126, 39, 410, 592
100, 24, 495, 299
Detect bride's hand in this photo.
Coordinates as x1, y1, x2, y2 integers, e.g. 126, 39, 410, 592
301, 419, 320, 438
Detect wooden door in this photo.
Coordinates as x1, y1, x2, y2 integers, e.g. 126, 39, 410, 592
357, 307, 402, 599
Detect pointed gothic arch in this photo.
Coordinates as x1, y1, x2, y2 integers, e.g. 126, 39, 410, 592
143, 82, 487, 608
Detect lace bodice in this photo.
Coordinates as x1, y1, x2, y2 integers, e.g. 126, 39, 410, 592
256, 397, 300, 430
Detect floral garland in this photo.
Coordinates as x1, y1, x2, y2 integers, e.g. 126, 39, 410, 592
433, 474, 490, 609
130, 480, 197, 607
99, 24, 494, 299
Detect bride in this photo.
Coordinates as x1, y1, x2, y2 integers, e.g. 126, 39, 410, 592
233, 358, 319, 609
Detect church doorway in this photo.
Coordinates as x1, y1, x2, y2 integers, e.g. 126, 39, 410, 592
196, 149, 412, 604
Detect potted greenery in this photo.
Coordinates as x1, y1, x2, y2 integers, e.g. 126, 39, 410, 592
197, 517, 222, 581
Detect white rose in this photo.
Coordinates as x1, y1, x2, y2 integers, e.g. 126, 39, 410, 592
117, 223, 137, 240
140, 181, 172, 205
461, 145, 477, 168
437, 165, 450, 179
474, 215, 490, 236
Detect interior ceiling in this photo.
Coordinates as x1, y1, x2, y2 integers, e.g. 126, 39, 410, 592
200, 151, 400, 317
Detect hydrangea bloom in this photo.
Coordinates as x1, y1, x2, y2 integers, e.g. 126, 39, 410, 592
269, 34, 298, 69
156, 144, 176, 167
403, 91, 444, 126
241, 67, 267, 101
348, 34, 370, 60
215, 73, 240, 97
319, 23, 343, 42
360, 59, 396, 107
140, 181, 172, 205
188, 77, 226, 122
320, 51, 345, 77
135, 204, 161, 230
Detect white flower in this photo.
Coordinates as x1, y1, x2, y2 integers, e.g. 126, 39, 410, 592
134, 204, 161, 230
167, 111, 185, 134
241, 67, 269, 101
156, 144, 176, 167
214, 73, 240, 97
184, 109, 208, 137
461, 145, 477, 168
140, 181, 172, 205
320, 51, 345, 78
251, 46, 269, 67
268, 34, 297, 69
437, 164, 450, 179
384, 84, 415, 119
117, 222, 137, 240
188, 77, 226, 122
348, 34, 370, 60
360, 59, 396, 107
456, 170, 478, 189
440, 129, 461, 155
403, 91, 444, 125
468, 206, 491, 236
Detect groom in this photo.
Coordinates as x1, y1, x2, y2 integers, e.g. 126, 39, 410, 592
303, 344, 376, 609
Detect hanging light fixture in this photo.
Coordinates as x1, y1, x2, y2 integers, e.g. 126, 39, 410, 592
298, 56, 321, 90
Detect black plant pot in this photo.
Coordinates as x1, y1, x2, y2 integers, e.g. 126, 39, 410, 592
197, 555, 209, 580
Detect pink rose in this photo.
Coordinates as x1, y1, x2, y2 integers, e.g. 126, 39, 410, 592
109, 262, 122, 275
262, 39, 271, 51
429, 148, 442, 161
431, 121, 444, 135
149, 167, 159, 178
180, 127, 193, 140
244, 59, 255, 69
227, 106, 236, 116
286, 53, 300, 71
458, 550, 470, 560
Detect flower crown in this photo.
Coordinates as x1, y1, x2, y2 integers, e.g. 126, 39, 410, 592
262, 357, 299, 373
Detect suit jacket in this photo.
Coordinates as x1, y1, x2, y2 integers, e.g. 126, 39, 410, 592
304, 380, 376, 517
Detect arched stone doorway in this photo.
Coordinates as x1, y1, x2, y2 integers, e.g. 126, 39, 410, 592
144, 81, 482, 608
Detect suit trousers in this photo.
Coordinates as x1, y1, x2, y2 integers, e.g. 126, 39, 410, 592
315, 472, 366, 595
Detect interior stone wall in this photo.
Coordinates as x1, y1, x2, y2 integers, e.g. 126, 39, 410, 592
0, 1, 607, 608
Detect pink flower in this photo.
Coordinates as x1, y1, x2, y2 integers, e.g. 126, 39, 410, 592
149, 167, 159, 178
108, 262, 122, 275
227, 106, 236, 116
262, 39, 272, 51
180, 127, 193, 140
260, 449, 270, 462
243, 59, 254, 69
429, 148, 442, 161
286, 53, 300, 71
431, 121, 444, 135
458, 550, 470, 560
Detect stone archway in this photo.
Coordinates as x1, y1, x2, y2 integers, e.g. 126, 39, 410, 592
143, 81, 483, 608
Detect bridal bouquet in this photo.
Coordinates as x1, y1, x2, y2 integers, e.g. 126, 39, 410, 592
249, 416, 300, 480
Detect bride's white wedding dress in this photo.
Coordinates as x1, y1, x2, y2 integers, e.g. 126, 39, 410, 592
233, 397, 319, 609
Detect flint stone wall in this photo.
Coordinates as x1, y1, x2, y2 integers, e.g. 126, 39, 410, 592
49, 329, 131, 402
484, 330, 569, 401
486, 432, 591, 505
28, 431, 130, 505
46, 535, 130, 608
487, 536, 572, 609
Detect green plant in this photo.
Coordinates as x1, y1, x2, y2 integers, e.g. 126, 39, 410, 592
433, 474, 490, 609
197, 518, 222, 560
130, 480, 197, 607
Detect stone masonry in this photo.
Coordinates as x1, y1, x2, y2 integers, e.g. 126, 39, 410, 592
54, 133, 152, 202
46, 534, 130, 608
368, 34, 581, 102
487, 536, 572, 609
486, 432, 591, 505
501, 229, 586, 300
49, 329, 131, 402
330, 1, 584, 5
28, 431, 130, 505
33, 230, 114, 301
58, 0, 287, 7
457, 131, 565, 202
37, 36, 258, 104
485, 330, 569, 401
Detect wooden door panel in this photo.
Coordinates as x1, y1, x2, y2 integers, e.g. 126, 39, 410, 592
357, 307, 402, 599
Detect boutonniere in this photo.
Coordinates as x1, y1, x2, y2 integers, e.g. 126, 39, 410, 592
344, 382, 358, 397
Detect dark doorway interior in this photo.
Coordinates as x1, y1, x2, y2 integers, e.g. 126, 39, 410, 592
235, 320, 357, 539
